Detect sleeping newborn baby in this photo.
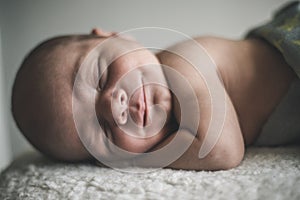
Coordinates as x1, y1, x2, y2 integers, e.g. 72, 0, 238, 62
12, 2, 300, 170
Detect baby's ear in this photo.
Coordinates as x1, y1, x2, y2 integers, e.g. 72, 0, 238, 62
90, 28, 117, 37
90, 28, 137, 42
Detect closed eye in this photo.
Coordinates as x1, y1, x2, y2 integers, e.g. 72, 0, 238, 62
98, 69, 108, 90
97, 57, 109, 90
103, 122, 113, 142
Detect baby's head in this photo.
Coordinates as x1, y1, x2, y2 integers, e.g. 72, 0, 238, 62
12, 29, 174, 162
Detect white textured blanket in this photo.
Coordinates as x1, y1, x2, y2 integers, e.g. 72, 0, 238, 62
0, 146, 300, 200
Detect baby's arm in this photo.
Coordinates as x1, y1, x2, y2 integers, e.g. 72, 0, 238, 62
143, 42, 245, 170
134, 90, 244, 171
172, 93, 244, 171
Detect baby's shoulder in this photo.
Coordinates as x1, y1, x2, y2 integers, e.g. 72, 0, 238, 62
156, 37, 228, 130
156, 38, 210, 98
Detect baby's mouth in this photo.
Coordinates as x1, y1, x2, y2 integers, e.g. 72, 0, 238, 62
142, 85, 148, 127
129, 85, 148, 127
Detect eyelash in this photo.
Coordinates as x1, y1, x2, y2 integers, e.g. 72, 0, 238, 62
98, 70, 108, 90
104, 122, 112, 139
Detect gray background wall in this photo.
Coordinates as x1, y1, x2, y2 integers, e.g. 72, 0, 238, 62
0, 0, 290, 170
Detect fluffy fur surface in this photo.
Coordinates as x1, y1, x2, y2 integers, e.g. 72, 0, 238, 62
1, 146, 299, 200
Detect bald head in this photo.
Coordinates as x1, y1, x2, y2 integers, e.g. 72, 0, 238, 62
12, 35, 101, 161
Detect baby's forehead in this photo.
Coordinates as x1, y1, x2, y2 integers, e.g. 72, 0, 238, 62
47, 36, 108, 84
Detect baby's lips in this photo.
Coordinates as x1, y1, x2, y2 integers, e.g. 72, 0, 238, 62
129, 87, 146, 127
142, 85, 147, 127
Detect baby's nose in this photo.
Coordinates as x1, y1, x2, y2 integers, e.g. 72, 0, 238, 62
112, 89, 128, 125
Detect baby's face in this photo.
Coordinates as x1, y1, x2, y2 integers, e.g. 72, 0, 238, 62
73, 36, 176, 158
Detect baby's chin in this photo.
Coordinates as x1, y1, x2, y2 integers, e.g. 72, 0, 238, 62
108, 122, 174, 154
